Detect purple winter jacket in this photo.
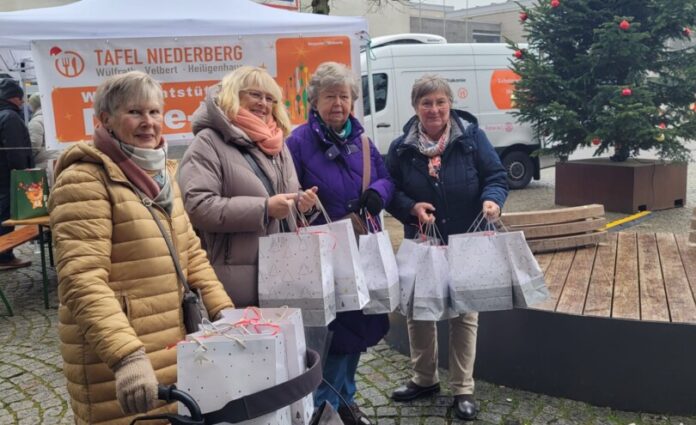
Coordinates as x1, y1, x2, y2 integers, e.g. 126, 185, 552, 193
286, 112, 394, 354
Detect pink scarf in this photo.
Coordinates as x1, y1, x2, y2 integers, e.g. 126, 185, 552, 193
231, 108, 283, 155
92, 126, 163, 200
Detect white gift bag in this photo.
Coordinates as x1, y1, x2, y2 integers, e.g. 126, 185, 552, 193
220, 308, 313, 425
315, 219, 370, 312
499, 231, 549, 308
448, 232, 513, 312
258, 229, 336, 326
412, 245, 456, 321
177, 325, 290, 425
395, 238, 428, 316
359, 230, 400, 314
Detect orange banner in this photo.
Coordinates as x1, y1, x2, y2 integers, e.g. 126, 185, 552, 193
276, 36, 351, 124
52, 80, 218, 142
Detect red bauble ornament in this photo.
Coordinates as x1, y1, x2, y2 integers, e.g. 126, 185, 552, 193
683, 27, 692, 36
550, 0, 560, 8
619, 20, 630, 30
621, 88, 632, 97
520, 12, 528, 22
658, 122, 666, 129
591, 137, 601, 146
514, 50, 524, 59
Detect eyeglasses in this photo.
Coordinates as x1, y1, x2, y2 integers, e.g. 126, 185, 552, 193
242, 90, 278, 105
418, 99, 450, 111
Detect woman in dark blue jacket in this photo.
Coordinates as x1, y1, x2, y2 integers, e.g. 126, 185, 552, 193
386, 75, 508, 421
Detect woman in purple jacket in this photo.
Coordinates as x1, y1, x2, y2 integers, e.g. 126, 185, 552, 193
286, 62, 394, 425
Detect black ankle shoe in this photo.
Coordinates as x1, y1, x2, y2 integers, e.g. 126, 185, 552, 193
390, 380, 440, 402
453, 394, 478, 421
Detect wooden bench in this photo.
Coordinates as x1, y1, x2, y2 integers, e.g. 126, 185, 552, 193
501, 204, 607, 253
0, 225, 40, 316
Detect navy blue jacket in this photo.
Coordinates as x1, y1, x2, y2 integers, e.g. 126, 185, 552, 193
386, 110, 508, 242
0, 101, 33, 195
286, 112, 391, 355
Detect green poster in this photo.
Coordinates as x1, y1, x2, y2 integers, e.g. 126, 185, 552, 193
10, 169, 49, 220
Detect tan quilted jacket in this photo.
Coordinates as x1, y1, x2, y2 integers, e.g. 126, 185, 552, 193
49, 143, 234, 425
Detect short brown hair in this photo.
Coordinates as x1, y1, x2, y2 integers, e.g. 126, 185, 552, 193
411, 75, 453, 108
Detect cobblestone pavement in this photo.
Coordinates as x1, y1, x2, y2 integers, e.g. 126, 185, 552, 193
2, 166, 696, 424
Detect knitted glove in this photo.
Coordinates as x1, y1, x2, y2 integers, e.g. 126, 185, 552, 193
114, 348, 158, 414
360, 189, 384, 216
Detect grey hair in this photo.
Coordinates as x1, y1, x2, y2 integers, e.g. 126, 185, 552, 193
307, 62, 359, 108
93, 71, 164, 117
411, 74, 453, 108
27, 93, 41, 111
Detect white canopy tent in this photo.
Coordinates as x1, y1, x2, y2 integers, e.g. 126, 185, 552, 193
0, 0, 366, 48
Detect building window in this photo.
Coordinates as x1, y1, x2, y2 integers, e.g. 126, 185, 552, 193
472, 30, 500, 43
362, 73, 388, 115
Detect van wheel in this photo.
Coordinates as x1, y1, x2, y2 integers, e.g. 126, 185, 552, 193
503, 151, 533, 190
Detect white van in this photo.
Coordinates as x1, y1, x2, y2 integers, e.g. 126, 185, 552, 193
360, 40, 541, 189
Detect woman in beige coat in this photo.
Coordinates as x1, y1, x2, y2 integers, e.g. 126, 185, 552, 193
178, 66, 317, 307
49, 71, 234, 425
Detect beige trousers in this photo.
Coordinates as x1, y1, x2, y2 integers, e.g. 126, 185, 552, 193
407, 312, 478, 396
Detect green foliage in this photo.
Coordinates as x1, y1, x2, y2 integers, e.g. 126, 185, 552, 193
509, 0, 696, 161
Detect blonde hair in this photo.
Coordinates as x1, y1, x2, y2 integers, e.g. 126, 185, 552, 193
93, 71, 164, 117
217, 66, 291, 137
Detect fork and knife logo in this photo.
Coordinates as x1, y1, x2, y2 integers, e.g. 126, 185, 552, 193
50, 46, 85, 78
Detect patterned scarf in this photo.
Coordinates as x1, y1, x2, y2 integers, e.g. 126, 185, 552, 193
93, 126, 173, 214
230, 108, 283, 155
417, 120, 451, 180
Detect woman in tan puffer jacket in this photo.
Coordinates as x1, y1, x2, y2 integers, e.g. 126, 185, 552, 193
49, 71, 234, 425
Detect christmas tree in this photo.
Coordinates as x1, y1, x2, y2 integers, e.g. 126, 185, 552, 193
510, 0, 696, 162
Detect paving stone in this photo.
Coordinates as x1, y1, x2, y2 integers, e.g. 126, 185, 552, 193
376, 406, 398, 417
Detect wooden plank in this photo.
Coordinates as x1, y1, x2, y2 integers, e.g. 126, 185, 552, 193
528, 231, 606, 253
2, 216, 50, 227
637, 234, 669, 322
585, 232, 618, 317
533, 250, 575, 311
501, 204, 604, 226
674, 234, 696, 316
534, 252, 555, 274
556, 245, 596, 315
612, 232, 640, 320
514, 218, 606, 239
656, 233, 696, 323
0, 225, 39, 253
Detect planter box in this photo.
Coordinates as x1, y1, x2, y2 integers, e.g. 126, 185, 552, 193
555, 158, 687, 214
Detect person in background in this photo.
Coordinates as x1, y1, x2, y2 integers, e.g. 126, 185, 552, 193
27, 93, 59, 172
178, 66, 318, 308
0, 78, 33, 270
49, 71, 234, 425
285, 61, 394, 425
386, 75, 508, 421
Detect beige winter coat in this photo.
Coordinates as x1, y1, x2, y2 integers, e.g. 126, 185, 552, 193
178, 90, 301, 307
49, 142, 234, 425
